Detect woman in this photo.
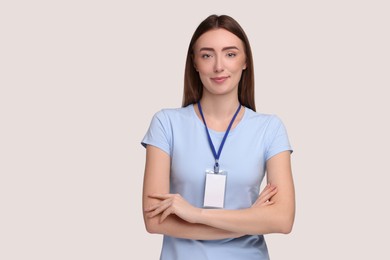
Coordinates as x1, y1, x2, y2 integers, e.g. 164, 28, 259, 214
141, 14, 295, 260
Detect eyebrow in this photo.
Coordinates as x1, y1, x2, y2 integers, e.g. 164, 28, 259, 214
199, 46, 240, 52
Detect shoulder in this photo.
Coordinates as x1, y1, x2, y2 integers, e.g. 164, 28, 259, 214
150, 105, 194, 127
157, 105, 192, 117
244, 109, 292, 156
244, 108, 285, 129
153, 105, 193, 120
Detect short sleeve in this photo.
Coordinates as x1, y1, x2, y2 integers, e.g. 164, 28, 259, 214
141, 110, 172, 156
265, 115, 293, 161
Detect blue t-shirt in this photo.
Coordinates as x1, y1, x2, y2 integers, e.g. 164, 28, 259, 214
142, 104, 292, 260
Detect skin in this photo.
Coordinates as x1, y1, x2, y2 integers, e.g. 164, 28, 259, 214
192, 28, 247, 130
142, 28, 295, 239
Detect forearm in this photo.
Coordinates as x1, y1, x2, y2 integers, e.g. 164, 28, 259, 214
190, 152, 295, 236
197, 205, 294, 235
145, 193, 294, 237
194, 151, 295, 235
144, 214, 244, 240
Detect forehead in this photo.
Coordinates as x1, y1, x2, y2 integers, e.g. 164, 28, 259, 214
194, 28, 244, 51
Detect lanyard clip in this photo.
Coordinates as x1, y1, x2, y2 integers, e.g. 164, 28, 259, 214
214, 160, 219, 174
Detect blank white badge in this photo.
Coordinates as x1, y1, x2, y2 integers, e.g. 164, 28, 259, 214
203, 172, 227, 208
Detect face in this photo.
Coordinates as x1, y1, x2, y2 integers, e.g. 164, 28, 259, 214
193, 28, 247, 97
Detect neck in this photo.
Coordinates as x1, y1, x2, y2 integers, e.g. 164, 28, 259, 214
198, 94, 240, 120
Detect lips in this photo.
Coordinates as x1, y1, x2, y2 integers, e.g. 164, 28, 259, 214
211, 76, 229, 84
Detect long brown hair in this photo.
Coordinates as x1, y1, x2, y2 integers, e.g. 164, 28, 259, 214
182, 14, 256, 111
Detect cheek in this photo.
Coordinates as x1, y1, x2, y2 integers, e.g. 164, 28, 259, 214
194, 58, 209, 72
198, 73, 211, 85
228, 64, 245, 74
197, 64, 213, 76
227, 58, 246, 72
196, 69, 209, 83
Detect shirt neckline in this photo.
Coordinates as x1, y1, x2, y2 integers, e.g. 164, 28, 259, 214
191, 103, 247, 136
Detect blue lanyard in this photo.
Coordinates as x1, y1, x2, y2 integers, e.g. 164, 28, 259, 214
197, 101, 241, 173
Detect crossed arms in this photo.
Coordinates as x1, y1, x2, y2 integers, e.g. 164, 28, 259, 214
142, 145, 295, 240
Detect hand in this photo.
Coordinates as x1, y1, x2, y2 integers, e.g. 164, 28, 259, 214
145, 193, 202, 224
252, 183, 278, 208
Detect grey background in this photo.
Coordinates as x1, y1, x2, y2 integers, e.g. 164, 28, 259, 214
1, 0, 389, 259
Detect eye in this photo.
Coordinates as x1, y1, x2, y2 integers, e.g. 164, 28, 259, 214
201, 53, 212, 59
227, 52, 237, 58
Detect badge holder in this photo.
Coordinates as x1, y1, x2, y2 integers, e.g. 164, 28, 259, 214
203, 167, 227, 209
198, 101, 241, 210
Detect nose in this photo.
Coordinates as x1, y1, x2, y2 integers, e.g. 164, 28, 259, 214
214, 55, 224, 73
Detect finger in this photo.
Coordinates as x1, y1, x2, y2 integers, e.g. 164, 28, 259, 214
160, 207, 173, 223
257, 186, 277, 203
253, 196, 276, 207
263, 200, 275, 206
144, 198, 170, 212
144, 202, 162, 212
147, 200, 172, 218
263, 183, 276, 192
260, 188, 277, 204
263, 187, 277, 200
148, 193, 173, 200
258, 184, 274, 198
148, 200, 172, 218
253, 187, 278, 207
